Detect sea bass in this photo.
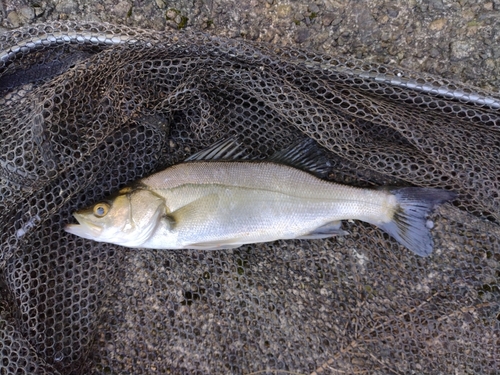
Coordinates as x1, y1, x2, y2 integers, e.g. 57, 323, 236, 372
65, 139, 455, 256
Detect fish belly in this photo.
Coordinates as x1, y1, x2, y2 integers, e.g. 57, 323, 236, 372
187, 188, 329, 245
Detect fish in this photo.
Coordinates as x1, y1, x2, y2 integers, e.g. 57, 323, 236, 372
65, 138, 456, 256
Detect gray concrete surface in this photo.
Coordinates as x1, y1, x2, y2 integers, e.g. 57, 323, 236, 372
1, 0, 500, 90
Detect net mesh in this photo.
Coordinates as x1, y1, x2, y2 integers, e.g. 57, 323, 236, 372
0, 21, 499, 374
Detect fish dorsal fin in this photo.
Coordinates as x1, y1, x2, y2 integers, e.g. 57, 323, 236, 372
185, 138, 248, 161
268, 138, 331, 177
185, 137, 331, 177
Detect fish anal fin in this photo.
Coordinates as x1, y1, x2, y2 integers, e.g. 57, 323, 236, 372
296, 221, 348, 239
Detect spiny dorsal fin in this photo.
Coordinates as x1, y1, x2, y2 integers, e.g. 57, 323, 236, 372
185, 137, 248, 161
268, 138, 331, 177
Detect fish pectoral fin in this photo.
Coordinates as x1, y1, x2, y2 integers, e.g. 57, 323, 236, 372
171, 194, 220, 225
296, 221, 348, 239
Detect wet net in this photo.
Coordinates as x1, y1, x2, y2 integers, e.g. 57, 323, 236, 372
0, 21, 499, 374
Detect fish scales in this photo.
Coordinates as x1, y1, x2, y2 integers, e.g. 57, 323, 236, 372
137, 162, 391, 248
141, 161, 390, 220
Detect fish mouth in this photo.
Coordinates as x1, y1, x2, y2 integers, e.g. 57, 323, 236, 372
65, 213, 103, 239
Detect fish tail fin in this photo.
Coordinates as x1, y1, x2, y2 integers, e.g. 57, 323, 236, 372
377, 187, 456, 257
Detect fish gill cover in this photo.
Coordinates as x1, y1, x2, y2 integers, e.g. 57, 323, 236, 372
0, 21, 499, 374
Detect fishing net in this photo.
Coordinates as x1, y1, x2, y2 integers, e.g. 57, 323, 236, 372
0, 21, 498, 374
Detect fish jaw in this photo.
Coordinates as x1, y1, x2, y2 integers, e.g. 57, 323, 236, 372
65, 213, 104, 240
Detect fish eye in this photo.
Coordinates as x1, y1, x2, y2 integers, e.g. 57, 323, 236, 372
93, 203, 110, 218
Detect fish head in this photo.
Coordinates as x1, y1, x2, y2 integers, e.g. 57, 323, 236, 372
65, 187, 167, 247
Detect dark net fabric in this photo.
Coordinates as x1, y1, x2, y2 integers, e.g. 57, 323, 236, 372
0, 22, 498, 374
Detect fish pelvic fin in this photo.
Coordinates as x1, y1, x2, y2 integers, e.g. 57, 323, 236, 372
378, 187, 456, 257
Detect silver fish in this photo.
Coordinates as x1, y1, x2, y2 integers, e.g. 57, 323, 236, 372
65, 139, 455, 256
